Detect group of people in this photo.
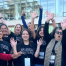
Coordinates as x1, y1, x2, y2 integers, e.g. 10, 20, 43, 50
0, 7, 66, 66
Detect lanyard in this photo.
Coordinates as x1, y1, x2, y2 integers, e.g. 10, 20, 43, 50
52, 41, 58, 54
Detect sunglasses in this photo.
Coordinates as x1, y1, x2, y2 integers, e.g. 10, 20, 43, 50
55, 31, 62, 35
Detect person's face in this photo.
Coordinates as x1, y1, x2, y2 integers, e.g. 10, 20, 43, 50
15, 25, 21, 34
22, 30, 29, 41
39, 28, 44, 37
1, 25, 8, 35
0, 30, 3, 39
54, 29, 62, 41
27, 23, 31, 31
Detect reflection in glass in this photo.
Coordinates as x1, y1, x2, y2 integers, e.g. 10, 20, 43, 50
0, 2, 3, 5
4, 2, 9, 5
56, 0, 63, 17
15, 0, 21, 20
0, 0, 66, 21
0, 0, 3, 2
0, 2, 4, 16
64, 0, 66, 16
26, 0, 34, 19
64, 13, 66, 16
9, 1, 15, 20
16, 0, 20, 2
21, 0, 27, 19
4, 5, 10, 20
34, 0, 40, 17
0, 6, 4, 17
0, 2, 4, 17
41, 0, 47, 18
15, 4, 21, 20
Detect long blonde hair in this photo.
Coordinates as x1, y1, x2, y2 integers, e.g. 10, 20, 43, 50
14, 24, 23, 35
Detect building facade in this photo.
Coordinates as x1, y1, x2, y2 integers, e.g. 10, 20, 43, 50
0, 0, 66, 32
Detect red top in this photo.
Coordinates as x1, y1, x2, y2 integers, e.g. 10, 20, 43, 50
0, 53, 13, 61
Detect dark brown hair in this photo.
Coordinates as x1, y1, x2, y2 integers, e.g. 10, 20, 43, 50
18, 29, 33, 51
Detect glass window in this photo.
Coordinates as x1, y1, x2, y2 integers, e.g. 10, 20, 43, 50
21, 0, 27, 19
0, 2, 4, 17
4, 5, 10, 20
64, 13, 66, 16
64, 0, 66, 16
41, 0, 47, 18
56, 0, 63, 17
26, 0, 34, 19
15, 0, 21, 20
0, 0, 3, 2
4, 1, 9, 5
0, 2, 3, 5
0, 0, 66, 21
16, 0, 20, 2
48, 0, 55, 16
34, 0, 40, 18
9, 1, 15, 20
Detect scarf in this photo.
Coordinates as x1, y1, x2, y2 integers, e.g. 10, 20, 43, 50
44, 39, 62, 66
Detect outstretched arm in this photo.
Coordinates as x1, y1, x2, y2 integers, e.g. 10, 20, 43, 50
44, 21, 52, 43
31, 11, 38, 39
0, 52, 22, 61
44, 11, 55, 43
38, 7, 43, 27
21, 11, 28, 29
0, 53, 12, 61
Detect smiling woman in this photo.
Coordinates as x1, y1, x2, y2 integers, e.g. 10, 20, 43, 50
10, 28, 43, 66
0, 24, 8, 37
44, 16, 63, 66
0, 29, 22, 66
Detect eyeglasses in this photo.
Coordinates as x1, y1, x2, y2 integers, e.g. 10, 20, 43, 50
55, 31, 62, 35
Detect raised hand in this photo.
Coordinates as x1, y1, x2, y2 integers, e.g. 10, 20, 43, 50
10, 37, 17, 48
31, 11, 38, 19
61, 19, 66, 30
22, 11, 25, 16
12, 51, 22, 59
37, 38, 43, 46
45, 11, 55, 20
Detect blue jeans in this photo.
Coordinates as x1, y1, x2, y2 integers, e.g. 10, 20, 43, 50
35, 64, 44, 66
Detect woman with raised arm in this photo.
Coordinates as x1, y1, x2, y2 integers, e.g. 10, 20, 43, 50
30, 10, 56, 66
21, 7, 43, 30
0, 13, 22, 66
21, 7, 43, 42
44, 15, 66, 66
0, 13, 23, 44
10, 29, 42, 66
